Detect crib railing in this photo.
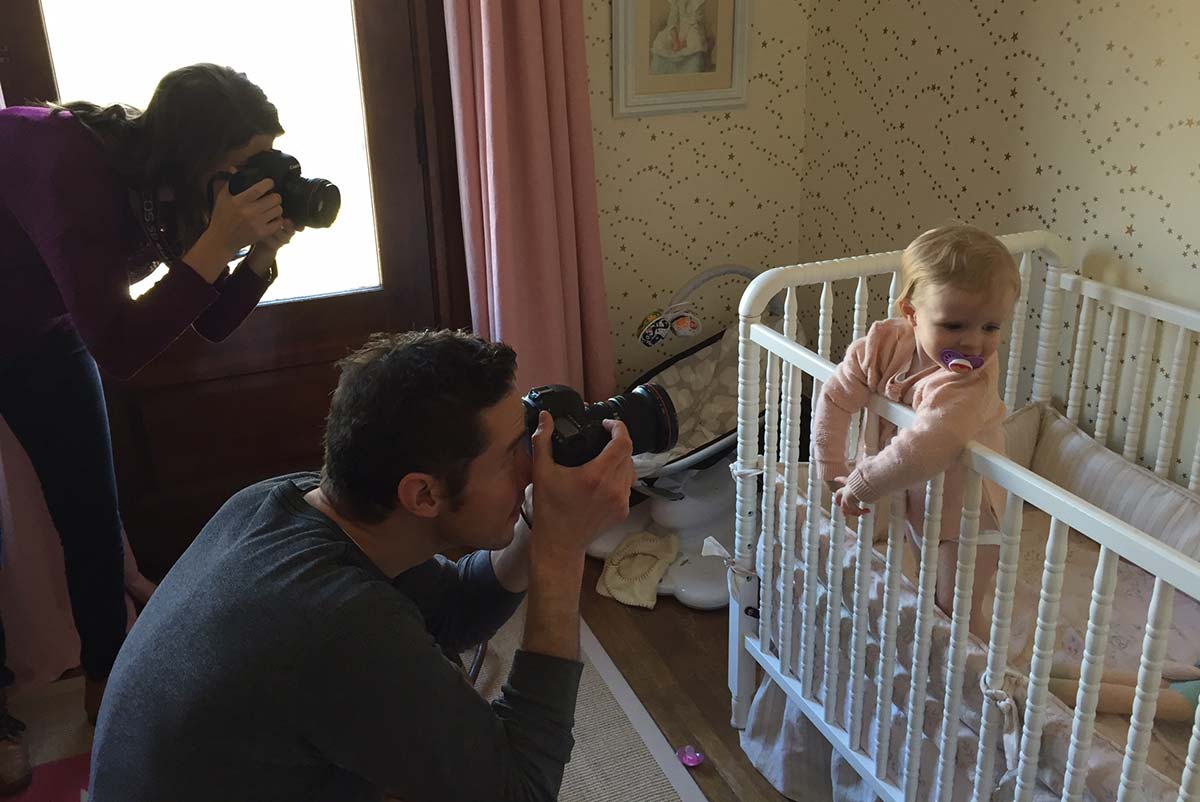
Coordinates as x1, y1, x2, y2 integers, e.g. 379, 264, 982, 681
729, 231, 1200, 802
1060, 273, 1200, 492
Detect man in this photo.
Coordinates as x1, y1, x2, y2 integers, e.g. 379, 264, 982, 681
88, 330, 635, 801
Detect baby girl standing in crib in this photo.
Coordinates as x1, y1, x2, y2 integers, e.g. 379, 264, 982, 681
813, 223, 1020, 640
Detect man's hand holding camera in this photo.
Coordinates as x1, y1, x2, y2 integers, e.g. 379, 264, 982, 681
529, 411, 635, 555
522, 410, 635, 664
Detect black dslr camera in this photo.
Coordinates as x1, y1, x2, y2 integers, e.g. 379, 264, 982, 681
522, 383, 679, 467
227, 149, 341, 229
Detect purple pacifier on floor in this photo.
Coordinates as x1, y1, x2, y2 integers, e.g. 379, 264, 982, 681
676, 744, 705, 767
939, 349, 984, 374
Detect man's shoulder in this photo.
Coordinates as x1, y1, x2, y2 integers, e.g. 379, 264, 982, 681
228, 470, 320, 503
205, 471, 321, 528
165, 470, 426, 648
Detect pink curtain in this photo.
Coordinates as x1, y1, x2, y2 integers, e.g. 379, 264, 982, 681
444, 0, 616, 400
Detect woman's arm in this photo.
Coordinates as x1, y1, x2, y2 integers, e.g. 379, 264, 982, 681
192, 217, 297, 342
2, 123, 229, 378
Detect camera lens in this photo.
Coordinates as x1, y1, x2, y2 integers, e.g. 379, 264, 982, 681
585, 382, 678, 456
292, 178, 341, 228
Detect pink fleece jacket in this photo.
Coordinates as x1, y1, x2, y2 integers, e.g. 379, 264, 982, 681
812, 318, 1007, 541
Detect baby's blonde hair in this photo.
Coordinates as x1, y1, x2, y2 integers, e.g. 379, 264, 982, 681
894, 223, 1020, 315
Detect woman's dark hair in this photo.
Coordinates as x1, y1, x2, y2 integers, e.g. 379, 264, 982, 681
321, 330, 519, 524
47, 63, 284, 250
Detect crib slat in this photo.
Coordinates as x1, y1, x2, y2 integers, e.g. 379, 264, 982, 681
889, 269, 903, 316
1122, 313, 1158, 462
800, 281, 835, 696
1156, 325, 1193, 478
1031, 264, 1066, 405
776, 365, 804, 679
1191, 431, 1200, 493
848, 414, 879, 750
971, 493, 1025, 802
772, 286, 801, 657
827, 278, 872, 728
847, 277, 871, 459
818, 279, 833, 359
775, 342, 792, 669
875, 492, 907, 779
823, 502, 847, 724
1061, 547, 1121, 802
1066, 296, 1098, 424
732, 315, 765, 728
903, 474, 945, 802
798, 379, 823, 693
1176, 701, 1200, 802
1015, 516, 1071, 802
934, 472, 983, 802
757, 356, 782, 648
1004, 252, 1032, 410
1094, 305, 1127, 447
1116, 578, 1176, 802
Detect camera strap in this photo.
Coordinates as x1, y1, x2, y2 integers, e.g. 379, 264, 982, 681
129, 188, 179, 267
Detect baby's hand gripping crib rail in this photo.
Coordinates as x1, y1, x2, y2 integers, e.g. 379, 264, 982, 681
728, 230, 1200, 802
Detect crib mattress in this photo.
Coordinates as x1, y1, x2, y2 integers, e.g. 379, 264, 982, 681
747, 466, 1195, 801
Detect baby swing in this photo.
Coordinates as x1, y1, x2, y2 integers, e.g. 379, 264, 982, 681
588, 265, 801, 611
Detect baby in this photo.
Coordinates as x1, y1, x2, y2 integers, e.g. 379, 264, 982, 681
813, 223, 1019, 640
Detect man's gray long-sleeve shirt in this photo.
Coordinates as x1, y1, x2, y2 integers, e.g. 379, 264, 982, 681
89, 473, 582, 802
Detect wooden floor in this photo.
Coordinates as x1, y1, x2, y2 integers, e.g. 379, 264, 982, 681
580, 558, 790, 802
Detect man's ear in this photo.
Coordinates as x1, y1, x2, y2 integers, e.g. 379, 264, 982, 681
898, 298, 917, 327
396, 473, 442, 519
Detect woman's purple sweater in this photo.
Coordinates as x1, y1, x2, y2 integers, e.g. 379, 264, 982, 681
0, 106, 269, 379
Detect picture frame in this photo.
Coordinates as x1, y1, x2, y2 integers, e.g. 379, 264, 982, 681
612, 0, 750, 118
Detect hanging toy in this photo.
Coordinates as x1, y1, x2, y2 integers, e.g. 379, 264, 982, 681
638, 310, 673, 347
639, 304, 702, 346
638, 264, 765, 348
939, 349, 984, 374
676, 744, 706, 767
668, 305, 702, 338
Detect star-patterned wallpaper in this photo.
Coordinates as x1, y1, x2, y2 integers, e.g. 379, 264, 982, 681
584, 0, 1198, 485
583, 0, 808, 388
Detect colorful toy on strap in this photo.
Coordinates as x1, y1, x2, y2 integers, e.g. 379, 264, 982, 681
939, 349, 984, 374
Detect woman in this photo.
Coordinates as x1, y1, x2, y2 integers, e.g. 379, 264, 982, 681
0, 63, 298, 793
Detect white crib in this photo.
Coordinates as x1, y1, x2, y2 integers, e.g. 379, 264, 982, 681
726, 230, 1200, 802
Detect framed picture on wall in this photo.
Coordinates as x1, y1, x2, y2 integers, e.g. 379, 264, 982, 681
612, 0, 750, 118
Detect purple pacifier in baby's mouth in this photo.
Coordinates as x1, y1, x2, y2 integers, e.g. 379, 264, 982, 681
939, 349, 984, 374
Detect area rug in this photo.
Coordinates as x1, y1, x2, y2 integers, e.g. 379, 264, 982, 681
471, 604, 707, 802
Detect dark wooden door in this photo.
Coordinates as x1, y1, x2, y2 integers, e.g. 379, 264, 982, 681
2, 0, 469, 579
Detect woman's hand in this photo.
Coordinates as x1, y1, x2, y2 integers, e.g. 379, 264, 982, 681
209, 178, 284, 253
244, 219, 304, 278
182, 177, 283, 283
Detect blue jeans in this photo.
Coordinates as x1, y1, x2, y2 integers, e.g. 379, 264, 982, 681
0, 321, 127, 686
